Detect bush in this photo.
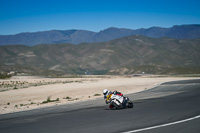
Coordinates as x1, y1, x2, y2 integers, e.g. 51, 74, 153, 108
42, 96, 60, 104
47, 96, 51, 102
56, 98, 59, 101
13, 86, 18, 90
94, 94, 101, 96
0, 74, 11, 79
64, 96, 71, 99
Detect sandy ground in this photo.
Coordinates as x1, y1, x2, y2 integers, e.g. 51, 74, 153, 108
0, 75, 199, 114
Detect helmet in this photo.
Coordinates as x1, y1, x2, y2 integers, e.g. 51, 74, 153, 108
103, 89, 108, 95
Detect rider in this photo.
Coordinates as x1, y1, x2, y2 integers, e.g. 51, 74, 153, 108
103, 89, 127, 108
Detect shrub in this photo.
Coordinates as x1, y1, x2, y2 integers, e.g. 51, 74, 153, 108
47, 96, 51, 102
56, 98, 59, 101
42, 96, 60, 104
94, 94, 101, 96
0, 74, 11, 79
65, 96, 71, 99
13, 86, 18, 90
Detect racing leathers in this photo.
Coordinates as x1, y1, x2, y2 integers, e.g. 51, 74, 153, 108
104, 90, 126, 108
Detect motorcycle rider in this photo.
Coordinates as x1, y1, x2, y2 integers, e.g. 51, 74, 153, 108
103, 89, 127, 108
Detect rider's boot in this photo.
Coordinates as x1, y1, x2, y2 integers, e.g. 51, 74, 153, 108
122, 97, 129, 108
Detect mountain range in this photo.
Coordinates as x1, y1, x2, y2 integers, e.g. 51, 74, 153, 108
0, 24, 200, 46
1, 35, 200, 75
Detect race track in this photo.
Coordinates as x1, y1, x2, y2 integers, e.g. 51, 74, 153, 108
0, 79, 200, 133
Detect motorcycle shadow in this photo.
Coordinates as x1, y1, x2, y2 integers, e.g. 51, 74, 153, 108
104, 106, 134, 111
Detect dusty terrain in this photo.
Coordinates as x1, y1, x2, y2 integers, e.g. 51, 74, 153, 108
0, 75, 199, 114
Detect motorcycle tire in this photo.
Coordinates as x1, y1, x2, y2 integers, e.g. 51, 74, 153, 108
127, 101, 133, 108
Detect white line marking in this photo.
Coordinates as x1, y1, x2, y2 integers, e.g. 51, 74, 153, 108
123, 115, 200, 133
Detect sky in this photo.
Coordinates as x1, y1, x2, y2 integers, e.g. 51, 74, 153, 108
0, 0, 200, 35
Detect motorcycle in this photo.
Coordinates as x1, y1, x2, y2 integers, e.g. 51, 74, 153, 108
106, 93, 133, 109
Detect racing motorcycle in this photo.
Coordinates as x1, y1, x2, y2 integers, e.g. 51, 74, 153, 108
106, 93, 133, 109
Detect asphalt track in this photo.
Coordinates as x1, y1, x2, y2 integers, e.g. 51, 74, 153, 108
0, 79, 200, 133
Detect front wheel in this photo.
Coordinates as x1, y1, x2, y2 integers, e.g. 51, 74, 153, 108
127, 100, 133, 108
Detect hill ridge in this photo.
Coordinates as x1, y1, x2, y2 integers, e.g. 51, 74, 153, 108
0, 24, 200, 46
1, 35, 200, 75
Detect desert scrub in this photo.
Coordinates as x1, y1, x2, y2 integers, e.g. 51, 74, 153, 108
0, 79, 86, 92
42, 96, 51, 104
94, 94, 101, 96
0, 81, 29, 91
0, 73, 11, 79
30, 102, 36, 105
68, 98, 79, 101
55, 98, 59, 101
13, 85, 18, 90
42, 96, 60, 104
63, 96, 72, 99
62, 81, 73, 84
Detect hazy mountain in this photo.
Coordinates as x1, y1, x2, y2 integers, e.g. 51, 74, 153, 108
0, 24, 200, 46
133, 24, 200, 38
93, 27, 135, 42
0, 35, 200, 75
0, 30, 96, 46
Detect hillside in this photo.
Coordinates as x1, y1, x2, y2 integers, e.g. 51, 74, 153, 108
0, 24, 200, 46
0, 35, 200, 75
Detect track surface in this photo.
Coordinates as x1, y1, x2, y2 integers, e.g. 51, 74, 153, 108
0, 79, 200, 133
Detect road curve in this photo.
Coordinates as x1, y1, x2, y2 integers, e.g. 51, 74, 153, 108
0, 79, 200, 133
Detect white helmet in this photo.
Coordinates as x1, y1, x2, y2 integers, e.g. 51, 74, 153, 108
103, 89, 108, 95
